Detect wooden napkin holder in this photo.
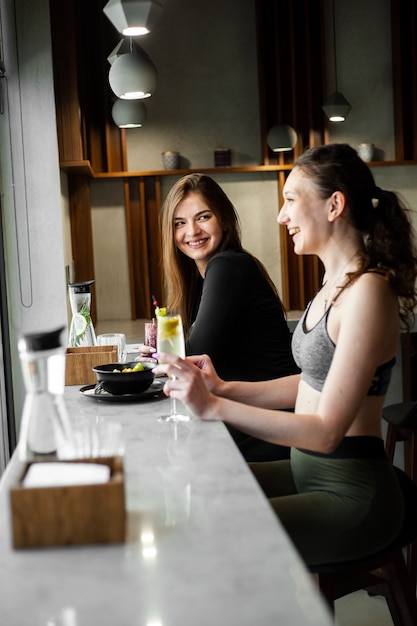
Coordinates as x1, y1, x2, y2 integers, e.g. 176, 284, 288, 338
9, 456, 126, 549
65, 346, 117, 385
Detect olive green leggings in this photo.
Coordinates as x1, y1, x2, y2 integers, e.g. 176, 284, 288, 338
249, 448, 404, 566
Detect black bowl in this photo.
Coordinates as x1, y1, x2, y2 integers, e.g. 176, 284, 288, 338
92, 361, 155, 395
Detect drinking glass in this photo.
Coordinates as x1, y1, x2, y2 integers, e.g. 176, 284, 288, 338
97, 333, 127, 362
144, 319, 157, 349
157, 314, 190, 422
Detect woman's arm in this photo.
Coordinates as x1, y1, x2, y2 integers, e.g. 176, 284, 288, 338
185, 253, 245, 357
185, 353, 300, 409
156, 274, 400, 454
156, 354, 321, 448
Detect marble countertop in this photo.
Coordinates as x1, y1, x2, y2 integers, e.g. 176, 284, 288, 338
0, 385, 333, 626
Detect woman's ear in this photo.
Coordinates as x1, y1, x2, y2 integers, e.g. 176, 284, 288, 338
328, 191, 346, 222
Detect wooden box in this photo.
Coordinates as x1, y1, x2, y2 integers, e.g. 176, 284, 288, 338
65, 346, 117, 386
10, 456, 126, 549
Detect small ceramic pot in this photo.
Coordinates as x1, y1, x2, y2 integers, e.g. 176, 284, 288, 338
162, 151, 180, 170
357, 143, 374, 162
214, 148, 232, 167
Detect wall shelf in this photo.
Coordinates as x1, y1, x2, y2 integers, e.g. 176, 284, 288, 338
60, 162, 293, 178
60, 159, 417, 179
94, 164, 293, 178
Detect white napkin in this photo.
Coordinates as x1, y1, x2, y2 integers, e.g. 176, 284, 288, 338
22, 462, 111, 488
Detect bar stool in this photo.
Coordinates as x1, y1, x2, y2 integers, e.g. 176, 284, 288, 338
310, 468, 417, 625
383, 401, 417, 588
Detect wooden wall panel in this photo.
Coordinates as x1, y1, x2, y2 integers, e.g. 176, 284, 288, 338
124, 178, 164, 319
50, 0, 125, 173
67, 176, 97, 321
391, 0, 417, 161
256, 0, 327, 164
256, 0, 326, 310
49, 0, 84, 162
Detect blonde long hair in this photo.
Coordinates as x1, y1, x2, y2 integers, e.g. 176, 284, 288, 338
160, 173, 282, 333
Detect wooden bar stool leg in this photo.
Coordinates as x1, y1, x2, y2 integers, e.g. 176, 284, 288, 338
406, 431, 417, 590
385, 424, 399, 463
381, 552, 417, 626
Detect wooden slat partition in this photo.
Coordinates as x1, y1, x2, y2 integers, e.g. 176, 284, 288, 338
124, 177, 164, 319
391, 0, 417, 161
67, 175, 97, 322
256, 0, 326, 310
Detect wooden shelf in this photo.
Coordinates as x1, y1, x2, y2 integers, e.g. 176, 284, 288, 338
60, 161, 95, 176
60, 162, 292, 178
60, 160, 417, 179
368, 160, 417, 167
93, 164, 293, 178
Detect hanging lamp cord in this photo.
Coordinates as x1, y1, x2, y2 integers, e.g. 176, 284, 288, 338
332, 0, 338, 92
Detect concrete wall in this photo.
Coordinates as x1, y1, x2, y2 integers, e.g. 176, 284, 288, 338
89, 0, 417, 321
0, 0, 68, 427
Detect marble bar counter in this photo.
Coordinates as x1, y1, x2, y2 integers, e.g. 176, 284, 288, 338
0, 385, 333, 626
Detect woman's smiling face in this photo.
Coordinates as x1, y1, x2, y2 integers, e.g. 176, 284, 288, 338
278, 167, 331, 256
174, 192, 224, 274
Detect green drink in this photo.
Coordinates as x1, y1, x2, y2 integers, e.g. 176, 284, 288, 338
156, 313, 189, 422
157, 315, 185, 358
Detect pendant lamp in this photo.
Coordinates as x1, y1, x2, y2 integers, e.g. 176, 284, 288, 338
322, 92, 351, 122
107, 38, 131, 66
112, 99, 147, 128
267, 124, 297, 152
109, 40, 157, 99
103, 0, 164, 36
322, 0, 351, 122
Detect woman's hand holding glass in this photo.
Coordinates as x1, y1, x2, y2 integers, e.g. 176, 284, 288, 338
154, 352, 220, 422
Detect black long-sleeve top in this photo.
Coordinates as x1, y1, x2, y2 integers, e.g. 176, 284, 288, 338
185, 249, 299, 462
186, 249, 298, 382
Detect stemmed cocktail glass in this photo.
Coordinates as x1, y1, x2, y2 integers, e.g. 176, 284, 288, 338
157, 314, 190, 423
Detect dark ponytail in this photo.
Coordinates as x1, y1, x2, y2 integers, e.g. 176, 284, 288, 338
295, 144, 417, 329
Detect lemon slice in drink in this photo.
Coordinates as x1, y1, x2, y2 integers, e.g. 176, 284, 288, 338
73, 313, 87, 337
159, 316, 179, 341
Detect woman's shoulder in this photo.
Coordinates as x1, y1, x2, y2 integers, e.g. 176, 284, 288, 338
341, 270, 398, 327
207, 248, 257, 269
352, 269, 395, 294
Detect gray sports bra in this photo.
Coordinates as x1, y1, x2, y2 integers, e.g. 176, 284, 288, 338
291, 300, 395, 396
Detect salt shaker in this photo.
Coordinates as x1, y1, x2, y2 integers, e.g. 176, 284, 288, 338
18, 326, 75, 461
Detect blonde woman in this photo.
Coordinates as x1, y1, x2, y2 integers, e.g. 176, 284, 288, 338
159, 173, 299, 462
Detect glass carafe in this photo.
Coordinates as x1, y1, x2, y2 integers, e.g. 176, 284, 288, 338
68, 280, 97, 348
18, 326, 75, 461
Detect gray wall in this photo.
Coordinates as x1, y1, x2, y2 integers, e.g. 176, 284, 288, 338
90, 0, 417, 322
0, 0, 68, 429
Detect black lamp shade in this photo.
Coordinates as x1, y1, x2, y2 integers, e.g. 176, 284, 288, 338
322, 92, 351, 122
267, 124, 297, 152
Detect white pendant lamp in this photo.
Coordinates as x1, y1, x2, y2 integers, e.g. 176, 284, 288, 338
109, 42, 157, 99
103, 0, 164, 37
267, 124, 297, 152
107, 38, 131, 66
112, 99, 147, 128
